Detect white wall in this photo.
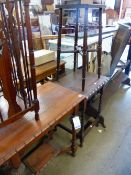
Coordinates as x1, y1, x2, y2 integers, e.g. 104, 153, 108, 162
30, 0, 41, 5
105, 0, 115, 9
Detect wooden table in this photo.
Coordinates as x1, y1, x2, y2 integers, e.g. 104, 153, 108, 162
57, 70, 108, 98
56, 70, 109, 134
0, 82, 85, 173
35, 60, 66, 83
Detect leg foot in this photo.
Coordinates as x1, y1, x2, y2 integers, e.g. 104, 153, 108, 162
122, 77, 130, 86
96, 115, 106, 128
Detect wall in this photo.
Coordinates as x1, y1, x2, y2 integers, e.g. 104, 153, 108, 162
121, 0, 131, 18
30, 0, 41, 5
123, 0, 131, 7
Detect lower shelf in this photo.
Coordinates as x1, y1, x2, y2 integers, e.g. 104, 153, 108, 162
23, 142, 59, 174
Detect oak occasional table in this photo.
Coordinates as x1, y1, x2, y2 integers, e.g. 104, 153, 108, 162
0, 82, 85, 174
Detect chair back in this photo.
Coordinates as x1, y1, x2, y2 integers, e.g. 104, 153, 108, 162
0, 0, 39, 127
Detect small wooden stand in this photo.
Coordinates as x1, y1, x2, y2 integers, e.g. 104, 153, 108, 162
55, 4, 107, 139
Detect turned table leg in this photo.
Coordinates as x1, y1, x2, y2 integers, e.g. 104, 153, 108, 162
10, 154, 21, 169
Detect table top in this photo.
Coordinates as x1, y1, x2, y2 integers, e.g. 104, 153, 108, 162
57, 70, 109, 98
0, 82, 85, 165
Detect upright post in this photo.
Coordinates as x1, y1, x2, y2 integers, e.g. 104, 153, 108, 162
97, 8, 102, 79
82, 7, 88, 91
56, 8, 63, 80
125, 42, 131, 75
74, 8, 79, 71
24, 0, 39, 120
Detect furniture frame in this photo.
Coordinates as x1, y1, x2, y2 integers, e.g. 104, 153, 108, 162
56, 4, 105, 88
55, 4, 108, 142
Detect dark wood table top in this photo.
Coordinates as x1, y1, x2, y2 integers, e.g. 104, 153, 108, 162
0, 82, 85, 166
57, 70, 109, 99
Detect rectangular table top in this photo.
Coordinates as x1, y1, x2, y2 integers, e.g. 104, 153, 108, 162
57, 70, 109, 99
0, 82, 85, 166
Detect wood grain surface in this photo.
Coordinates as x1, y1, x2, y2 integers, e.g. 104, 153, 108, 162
0, 82, 85, 166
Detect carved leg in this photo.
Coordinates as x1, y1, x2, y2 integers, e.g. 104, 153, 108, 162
0, 109, 3, 122
96, 115, 106, 128
35, 111, 39, 121
10, 154, 21, 169
74, 8, 79, 71
34, 100, 39, 121
48, 129, 54, 140
70, 117, 77, 157
85, 87, 106, 128
96, 87, 106, 128
122, 77, 130, 86
56, 8, 62, 80
80, 101, 85, 147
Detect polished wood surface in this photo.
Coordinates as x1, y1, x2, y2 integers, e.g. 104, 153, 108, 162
0, 82, 85, 166
57, 70, 108, 98
24, 143, 59, 174
0, 60, 65, 122
57, 69, 108, 129
0, 33, 22, 117
35, 60, 66, 82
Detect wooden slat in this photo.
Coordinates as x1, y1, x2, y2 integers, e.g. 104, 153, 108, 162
32, 34, 66, 40
24, 143, 59, 174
